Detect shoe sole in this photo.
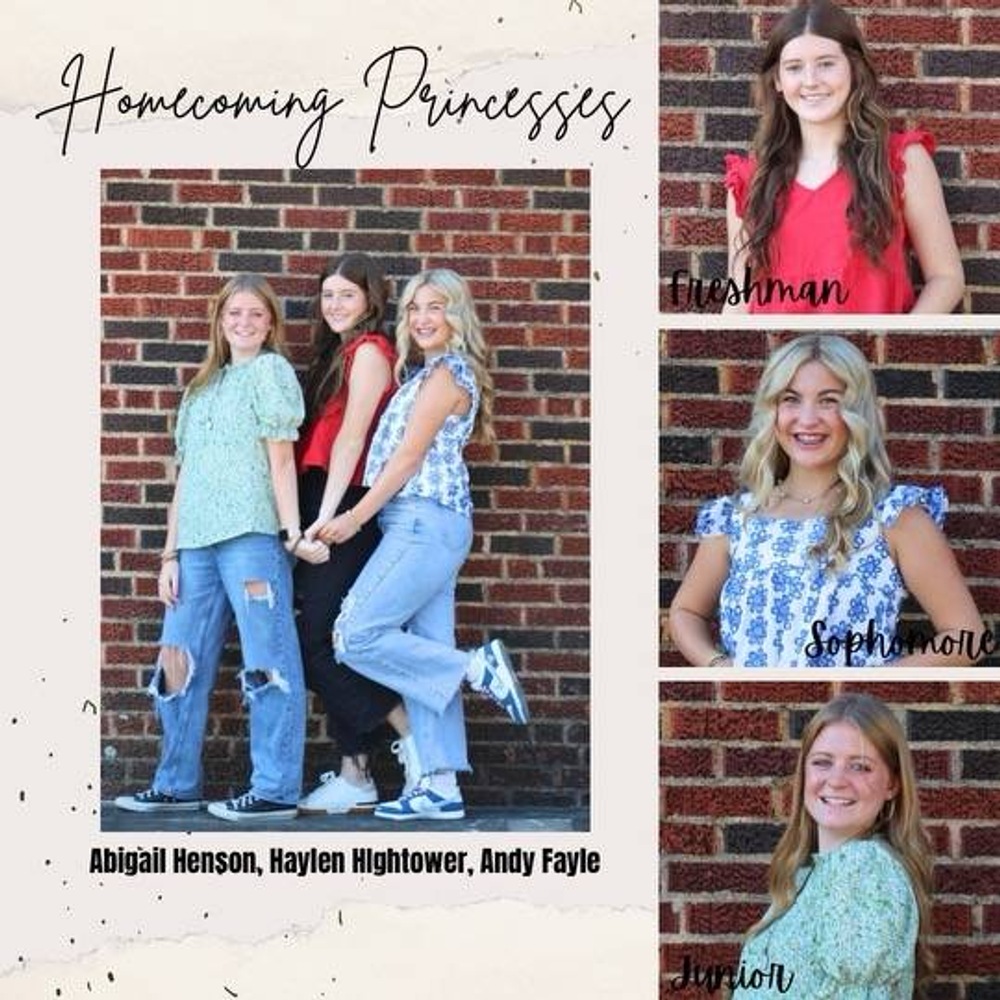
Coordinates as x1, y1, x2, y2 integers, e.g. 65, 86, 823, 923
114, 798, 203, 813
206, 805, 299, 822
374, 808, 466, 821
298, 802, 377, 815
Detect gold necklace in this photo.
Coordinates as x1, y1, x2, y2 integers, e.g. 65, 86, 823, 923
774, 478, 840, 505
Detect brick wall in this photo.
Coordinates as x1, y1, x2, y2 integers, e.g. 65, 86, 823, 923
660, 330, 1000, 667
659, 681, 1000, 999
100, 167, 591, 808
660, 1, 1000, 314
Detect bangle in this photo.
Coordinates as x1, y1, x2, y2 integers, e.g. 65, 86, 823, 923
160, 550, 178, 564
707, 651, 730, 667
290, 536, 304, 555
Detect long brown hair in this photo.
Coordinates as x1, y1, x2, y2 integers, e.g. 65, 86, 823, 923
740, 0, 896, 275
187, 273, 286, 394
752, 693, 934, 995
301, 253, 390, 422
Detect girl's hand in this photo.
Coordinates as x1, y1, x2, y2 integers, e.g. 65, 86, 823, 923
295, 538, 331, 565
158, 560, 180, 607
320, 513, 361, 545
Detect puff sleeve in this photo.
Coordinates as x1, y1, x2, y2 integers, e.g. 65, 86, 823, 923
695, 495, 736, 538
876, 484, 947, 530
724, 153, 755, 217
249, 352, 304, 440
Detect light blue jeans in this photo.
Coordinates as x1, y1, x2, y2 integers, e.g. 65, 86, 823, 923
149, 532, 305, 804
334, 496, 473, 773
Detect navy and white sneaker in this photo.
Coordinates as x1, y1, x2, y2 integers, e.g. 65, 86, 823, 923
373, 779, 465, 821
207, 791, 298, 822
467, 639, 530, 725
114, 788, 203, 813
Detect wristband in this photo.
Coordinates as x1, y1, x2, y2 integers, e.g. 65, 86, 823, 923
707, 652, 730, 667
160, 550, 178, 564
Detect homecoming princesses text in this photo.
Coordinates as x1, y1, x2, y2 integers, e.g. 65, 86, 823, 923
34, 47, 632, 167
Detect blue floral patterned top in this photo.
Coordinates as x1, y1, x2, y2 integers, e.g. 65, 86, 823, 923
364, 352, 479, 518
174, 352, 304, 548
731, 838, 918, 999
695, 484, 947, 666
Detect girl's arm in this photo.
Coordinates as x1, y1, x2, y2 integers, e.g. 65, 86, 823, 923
887, 506, 985, 665
303, 342, 392, 539
668, 535, 732, 665
722, 191, 749, 315
320, 363, 469, 543
902, 144, 965, 314
158, 466, 182, 607
266, 439, 328, 565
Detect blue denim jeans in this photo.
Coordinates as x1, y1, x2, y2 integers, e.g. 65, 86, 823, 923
149, 532, 305, 804
334, 497, 473, 773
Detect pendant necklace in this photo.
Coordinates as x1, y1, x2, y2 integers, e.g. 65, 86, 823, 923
774, 478, 840, 506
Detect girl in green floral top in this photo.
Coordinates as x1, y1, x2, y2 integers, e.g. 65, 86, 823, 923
732, 693, 933, 998
114, 274, 328, 822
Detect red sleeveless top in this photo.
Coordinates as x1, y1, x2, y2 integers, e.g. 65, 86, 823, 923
295, 331, 396, 484
724, 131, 934, 314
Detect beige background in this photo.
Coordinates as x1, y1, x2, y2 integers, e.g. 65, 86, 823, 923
1, 1, 658, 996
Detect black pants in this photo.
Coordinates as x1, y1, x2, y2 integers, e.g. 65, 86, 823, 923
295, 469, 401, 757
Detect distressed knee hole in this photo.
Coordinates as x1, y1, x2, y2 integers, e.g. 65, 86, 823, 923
240, 666, 291, 699
150, 646, 193, 698
244, 578, 275, 609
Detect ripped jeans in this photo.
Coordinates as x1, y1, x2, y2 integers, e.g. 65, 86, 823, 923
149, 532, 305, 804
334, 497, 473, 774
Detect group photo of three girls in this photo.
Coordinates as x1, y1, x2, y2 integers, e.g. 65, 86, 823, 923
99, 169, 592, 825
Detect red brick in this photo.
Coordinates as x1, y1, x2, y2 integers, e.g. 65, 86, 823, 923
866, 15, 960, 44
177, 183, 243, 203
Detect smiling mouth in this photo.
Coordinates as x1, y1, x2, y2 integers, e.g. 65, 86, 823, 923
819, 795, 855, 806
793, 433, 828, 446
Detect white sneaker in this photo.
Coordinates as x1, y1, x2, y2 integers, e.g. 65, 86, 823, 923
298, 772, 378, 814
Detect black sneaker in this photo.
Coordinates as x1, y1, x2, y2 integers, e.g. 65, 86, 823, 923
206, 791, 298, 822
114, 788, 203, 813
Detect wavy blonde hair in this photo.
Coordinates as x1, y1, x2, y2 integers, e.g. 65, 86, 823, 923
750, 693, 934, 996
394, 268, 495, 444
187, 273, 287, 394
740, 334, 891, 569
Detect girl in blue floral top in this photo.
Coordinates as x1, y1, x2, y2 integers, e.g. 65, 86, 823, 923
318, 269, 530, 820
115, 274, 329, 822
670, 334, 984, 666
730, 693, 934, 999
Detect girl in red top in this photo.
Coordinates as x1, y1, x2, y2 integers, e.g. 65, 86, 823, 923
724, 0, 964, 315
294, 254, 413, 815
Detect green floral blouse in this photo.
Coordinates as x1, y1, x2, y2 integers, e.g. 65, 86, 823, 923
731, 837, 918, 999
174, 351, 304, 548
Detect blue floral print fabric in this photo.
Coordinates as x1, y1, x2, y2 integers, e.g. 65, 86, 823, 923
694, 484, 947, 666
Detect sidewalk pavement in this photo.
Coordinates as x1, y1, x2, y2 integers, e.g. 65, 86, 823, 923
101, 803, 589, 833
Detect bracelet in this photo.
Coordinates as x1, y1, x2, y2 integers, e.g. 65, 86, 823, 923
290, 535, 304, 555
346, 508, 364, 533
707, 651, 730, 667
160, 550, 178, 564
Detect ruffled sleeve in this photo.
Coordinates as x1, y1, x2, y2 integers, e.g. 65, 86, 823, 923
889, 130, 936, 203
811, 839, 918, 990
695, 495, 735, 537
249, 352, 304, 440
723, 153, 754, 217
876, 483, 947, 529
425, 352, 478, 402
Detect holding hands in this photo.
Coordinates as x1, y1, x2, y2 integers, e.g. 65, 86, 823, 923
312, 510, 363, 546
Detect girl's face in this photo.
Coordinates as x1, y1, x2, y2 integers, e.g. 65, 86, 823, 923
775, 32, 852, 128
221, 290, 273, 362
804, 721, 898, 853
775, 360, 849, 476
321, 273, 369, 335
406, 284, 454, 357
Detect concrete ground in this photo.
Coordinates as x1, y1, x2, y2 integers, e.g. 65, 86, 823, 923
101, 802, 589, 833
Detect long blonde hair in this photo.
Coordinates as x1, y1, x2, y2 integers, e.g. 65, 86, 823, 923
753, 693, 934, 995
186, 273, 287, 394
740, 334, 891, 569
395, 268, 495, 444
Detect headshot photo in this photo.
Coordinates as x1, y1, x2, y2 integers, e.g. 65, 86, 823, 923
660, 0, 1000, 314
99, 167, 591, 827
659, 682, 1000, 999
660, 330, 999, 667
